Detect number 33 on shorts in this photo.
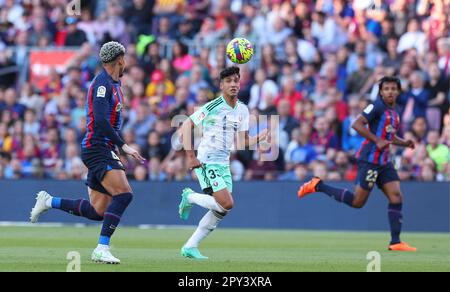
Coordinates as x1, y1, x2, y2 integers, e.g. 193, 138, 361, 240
208, 169, 221, 179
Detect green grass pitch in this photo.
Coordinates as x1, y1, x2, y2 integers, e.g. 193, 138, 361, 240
0, 226, 448, 272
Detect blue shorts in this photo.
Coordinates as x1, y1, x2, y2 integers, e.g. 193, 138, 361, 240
356, 160, 400, 191
81, 147, 125, 196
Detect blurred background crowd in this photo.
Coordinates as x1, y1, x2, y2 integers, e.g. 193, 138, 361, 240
0, 0, 449, 182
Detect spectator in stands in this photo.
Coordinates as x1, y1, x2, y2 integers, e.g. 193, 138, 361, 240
274, 76, 303, 116
0, 122, 12, 153
342, 97, 365, 154
18, 83, 45, 118
398, 71, 431, 130
426, 130, 449, 174
248, 68, 279, 112
296, 63, 316, 98
397, 18, 427, 55
142, 130, 165, 161
23, 108, 39, 138
311, 11, 340, 53
245, 152, 278, 181
382, 37, 403, 72
154, 16, 176, 42
59, 142, 83, 178
148, 156, 166, 181
124, 0, 155, 38
346, 53, 373, 95
436, 37, 449, 76
134, 164, 148, 181
2, 88, 26, 120
64, 17, 88, 47
28, 17, 52, 47
41, 127, 60, 178
311, 116, 339, 156
410, 117, 428, 143
140, 40, 161, 74
425, 62, 449, 131
125, 102, 157, 148
277, 99, 299, 137
172, 40, 193, 74
311, 160, 328, 180
284, 124, 317, 169
146, 69, 176, 98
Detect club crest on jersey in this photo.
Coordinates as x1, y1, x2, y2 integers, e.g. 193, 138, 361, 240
115, 102, 123, 112
386, 125, 396, 133
97, 86, 106, 98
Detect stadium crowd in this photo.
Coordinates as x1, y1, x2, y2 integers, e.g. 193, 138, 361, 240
0, 0, 449, 182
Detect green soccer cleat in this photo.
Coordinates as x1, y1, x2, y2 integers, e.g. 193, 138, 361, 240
178, 188, 194, 220
181, 247, 209, 260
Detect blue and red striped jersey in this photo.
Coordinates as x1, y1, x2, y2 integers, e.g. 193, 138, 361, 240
356, 97, 400, 165
81, 69, 124, 150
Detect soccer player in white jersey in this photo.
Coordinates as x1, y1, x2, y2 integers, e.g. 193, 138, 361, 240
178, 66, 268, 259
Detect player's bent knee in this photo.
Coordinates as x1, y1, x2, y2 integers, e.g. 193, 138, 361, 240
389, 193, 403, 204
214, 190, 234, 210
93, 208, 105, 218
110, 187, 133, 196
221, 201, 234, 210
352, 199, 366, 209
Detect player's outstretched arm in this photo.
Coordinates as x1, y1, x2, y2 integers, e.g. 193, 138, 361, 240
180, 118, 202, 170
122, 144, 146, 163
352, 115, 391, 150
392, 135, 415, 149
241, 129, 268, 148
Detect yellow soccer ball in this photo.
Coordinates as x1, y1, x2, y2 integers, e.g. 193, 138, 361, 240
226, 38, 254, 64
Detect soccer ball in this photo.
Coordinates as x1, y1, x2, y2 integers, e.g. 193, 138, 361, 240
226, 38, 254, 64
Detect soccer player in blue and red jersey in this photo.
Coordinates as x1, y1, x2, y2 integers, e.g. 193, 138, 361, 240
297, 76, 417, 251
30, 42, 145, 264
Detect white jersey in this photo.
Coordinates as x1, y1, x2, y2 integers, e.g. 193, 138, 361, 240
190, 96, 250, 164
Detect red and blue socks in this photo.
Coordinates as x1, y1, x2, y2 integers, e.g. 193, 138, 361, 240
50, 198, 103, 221
98, 193, 133, 246
388, 203, 403, 245
316, 181, 355, 207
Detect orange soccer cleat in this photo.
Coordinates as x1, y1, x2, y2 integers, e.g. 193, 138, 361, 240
388, 242, 417, 252
297, 177, 322, 198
